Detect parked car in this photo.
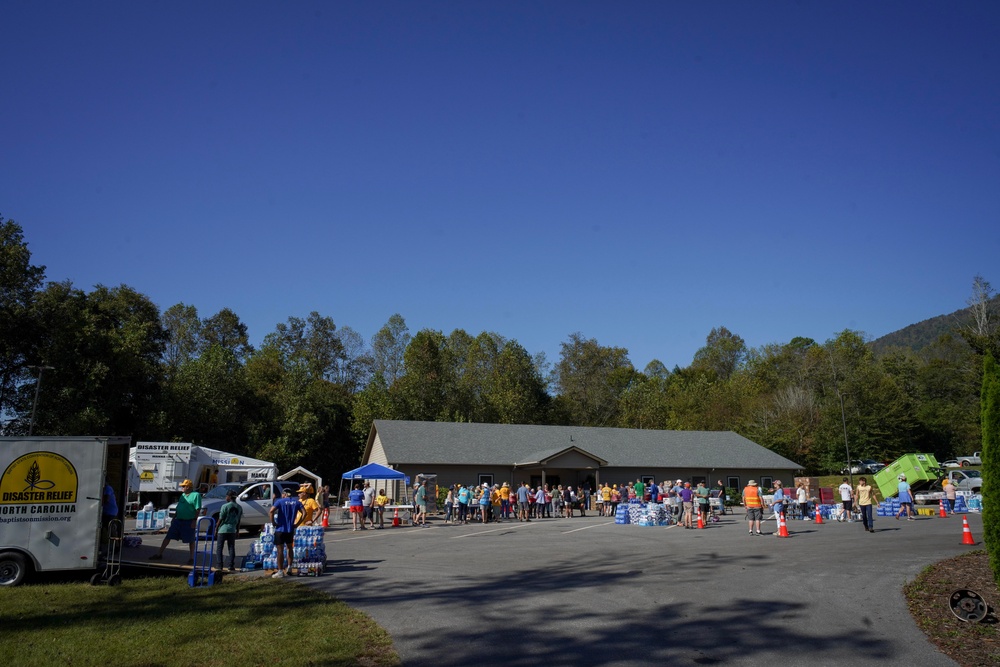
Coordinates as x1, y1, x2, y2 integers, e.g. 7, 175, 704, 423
956, 452, 982, 467
168, 480, 302, 534
840, 459, 884, 475
941, 459, 961, 468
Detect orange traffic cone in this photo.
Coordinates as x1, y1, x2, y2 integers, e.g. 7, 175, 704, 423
815, 507, 824, 525
961, 515, 975, 545
392, 507, 401, 527
321, 507, 330, 528
939, 500, 947, 518
697, 511, 705, 529
777, 512, 790, 537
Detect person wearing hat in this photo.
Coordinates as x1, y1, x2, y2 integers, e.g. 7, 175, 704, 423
499, 482, 512, 520
896, 474, 914, 520
296, 484, 321, 526
742, 480, 764, 535
149, 479, 203, 564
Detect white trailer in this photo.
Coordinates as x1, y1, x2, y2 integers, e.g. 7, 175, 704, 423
1, 436, 131, 586
131, 442, 276, 506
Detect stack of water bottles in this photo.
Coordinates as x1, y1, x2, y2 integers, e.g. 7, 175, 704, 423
244, 524, 327, 575
615, 504, 630, 524
876, 497, 901, 517
291, 525, 326, 575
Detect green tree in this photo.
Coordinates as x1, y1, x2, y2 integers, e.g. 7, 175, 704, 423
981, 351, 1000, 584
0, 217, 46, 424
265, 311, 346, 383
692, 326, 747, 381
201, 307, 253, 361
164, 344, 253, 451
552, 333, 636, 426
161, 303, 202, 376
25, 282, 166, 437
370, 314, 410, 386
394, 329, 454, 421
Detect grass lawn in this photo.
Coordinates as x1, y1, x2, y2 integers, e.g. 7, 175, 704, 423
0, 574, 399, 667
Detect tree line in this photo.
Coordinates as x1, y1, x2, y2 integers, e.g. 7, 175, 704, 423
2, 216, 996, 482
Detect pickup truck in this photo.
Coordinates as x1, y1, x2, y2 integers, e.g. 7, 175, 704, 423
955, 452, 982, 467
939, 469, 982, 494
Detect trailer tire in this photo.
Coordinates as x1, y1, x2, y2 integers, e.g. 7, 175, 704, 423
0, 552, 28, 587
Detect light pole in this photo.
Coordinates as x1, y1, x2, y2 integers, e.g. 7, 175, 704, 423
27, 365, 54, 436
837, 389, 853, 487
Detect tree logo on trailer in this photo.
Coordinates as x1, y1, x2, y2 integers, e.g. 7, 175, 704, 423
1, 451, 79, 504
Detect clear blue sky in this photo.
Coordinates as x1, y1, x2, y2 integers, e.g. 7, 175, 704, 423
3, 2, 998, 372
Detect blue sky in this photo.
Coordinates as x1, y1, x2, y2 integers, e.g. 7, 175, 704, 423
3, 2, 998, 372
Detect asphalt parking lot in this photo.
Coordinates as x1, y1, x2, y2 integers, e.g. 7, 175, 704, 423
303, 510, 984, 667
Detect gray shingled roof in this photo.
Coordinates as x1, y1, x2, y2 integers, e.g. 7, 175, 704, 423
371, 420, 801, 469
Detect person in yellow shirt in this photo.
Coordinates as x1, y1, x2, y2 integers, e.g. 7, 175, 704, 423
296, 484, 321, 526
374, 489, 389, 529
499, 482, 512, 519
600, 483, 613, 516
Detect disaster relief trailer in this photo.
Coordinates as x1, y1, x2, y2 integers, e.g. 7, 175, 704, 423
130, 442, 276, 508
1, 436, 130, 586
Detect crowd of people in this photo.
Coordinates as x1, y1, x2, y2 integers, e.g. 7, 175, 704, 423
416, 478, 730, 527
742, 476, 884, 535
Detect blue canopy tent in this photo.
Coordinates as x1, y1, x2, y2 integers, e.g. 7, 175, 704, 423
339, 463, 411, 511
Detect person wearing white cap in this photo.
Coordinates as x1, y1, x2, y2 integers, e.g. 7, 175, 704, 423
895, 474, 914, 520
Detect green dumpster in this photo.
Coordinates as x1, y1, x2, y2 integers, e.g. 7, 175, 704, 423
873, 453, 941, 500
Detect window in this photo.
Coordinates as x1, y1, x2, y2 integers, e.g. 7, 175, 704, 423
760, 476, 773, 489
727, 476, 740, 490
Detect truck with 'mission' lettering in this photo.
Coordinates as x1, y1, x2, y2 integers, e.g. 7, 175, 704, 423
1, 436, 131, 586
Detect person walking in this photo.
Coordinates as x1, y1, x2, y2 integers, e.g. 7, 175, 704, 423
215, 489, 242, 571
742, 480, 764, 535
268, 488, 304, 578
838, 478, 854, 522
854, 477, 879, 533
943, 478, 957, 514
149, 479, 202, 564
444, 486, 455, 524
896, 474, 915, 520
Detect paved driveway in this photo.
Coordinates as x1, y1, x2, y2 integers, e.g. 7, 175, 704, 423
305, 511, 984, 667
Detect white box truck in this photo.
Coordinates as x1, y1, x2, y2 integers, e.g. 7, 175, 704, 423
1, 436, 131, 586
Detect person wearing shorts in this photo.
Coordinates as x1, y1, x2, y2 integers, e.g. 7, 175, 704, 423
838, 478, 854, 522
149, 478, 202, 564
742, 480, 764, 535
269, 488, 304, 578
348, 483, 365, 531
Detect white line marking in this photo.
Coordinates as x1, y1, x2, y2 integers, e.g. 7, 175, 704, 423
450, 523, 533, 539
561, 521, 615, 533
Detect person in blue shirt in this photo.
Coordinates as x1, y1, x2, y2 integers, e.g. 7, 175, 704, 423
268, 488, 304, 578
348, 483, 365, 531
771, 481, 787, 535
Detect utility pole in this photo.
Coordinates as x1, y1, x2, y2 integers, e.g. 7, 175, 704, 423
27, 365, 54, 436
